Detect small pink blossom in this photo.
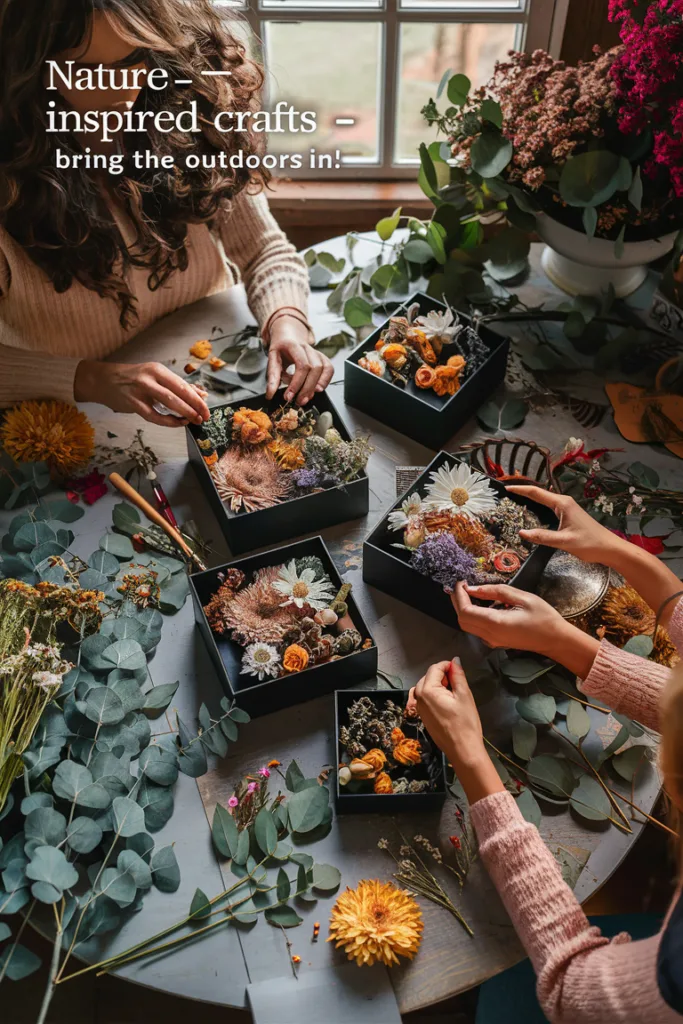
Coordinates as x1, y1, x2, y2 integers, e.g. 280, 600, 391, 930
228, 796, 239, 808
247, 781, 258, 793
258, 767, 271, 779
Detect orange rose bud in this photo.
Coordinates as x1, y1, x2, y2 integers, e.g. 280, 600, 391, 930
363, 748, 387, 772
267, 759, 281, 769
447, 354, 466, 373
190, 340, 212, 359
373, 772, 394, 794
393, 738, 422, 765
184, 362, 198, 375
406, 327, 437, 365
390, 727, 405, 745
381, 343, 408, 370
415, 365, 437, 389
283, 643, 309, 673
208, 357, 226, 370
432, 365, 462, 397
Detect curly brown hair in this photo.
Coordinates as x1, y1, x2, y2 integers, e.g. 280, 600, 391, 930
0, 0, 266, 328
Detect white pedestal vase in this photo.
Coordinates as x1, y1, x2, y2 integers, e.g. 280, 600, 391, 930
535, 212, 678, 298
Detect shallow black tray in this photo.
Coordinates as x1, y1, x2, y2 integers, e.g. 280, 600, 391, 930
362, 451, 557, 629
334, 689, 447, 814
344, 292, 510, 450
187, 390, 369, 556
190, 537, 378, 719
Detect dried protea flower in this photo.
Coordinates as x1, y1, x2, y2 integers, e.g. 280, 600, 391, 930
601, 585, 656, 646
212, 447, 292, 513
424, 510, 456, 534
449, 514, 494, 558
214, 566, 298, 645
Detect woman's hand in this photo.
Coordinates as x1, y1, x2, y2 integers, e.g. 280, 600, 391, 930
507, 485, 626, 567
451, 582, 600, 679
265, 316, 334, 406
409, 659, 504, 804
74, 360, 210, 427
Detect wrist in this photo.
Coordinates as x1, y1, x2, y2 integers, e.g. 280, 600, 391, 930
450, 751, 505, 805
74, 360, 101, 403
549, 621, 601, 679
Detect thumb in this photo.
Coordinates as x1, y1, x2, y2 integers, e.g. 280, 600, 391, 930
266, 348, 282, 399
447, 657, 465, 693
520, 527, 562, 548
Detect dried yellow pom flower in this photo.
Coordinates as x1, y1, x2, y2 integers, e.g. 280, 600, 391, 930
328, 880, 423, 967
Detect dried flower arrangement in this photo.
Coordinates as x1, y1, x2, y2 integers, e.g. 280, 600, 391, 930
385, 462, 542, 593
337, 695, 444, 797
358, 302, 489, 400
203, 557, 372, 683
196, 403, 371, 515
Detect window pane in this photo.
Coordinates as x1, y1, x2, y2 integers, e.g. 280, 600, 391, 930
395, 21, 518, 161
399, 1, 522, 9
264, 21, 382, 162
261, 0, 382, 8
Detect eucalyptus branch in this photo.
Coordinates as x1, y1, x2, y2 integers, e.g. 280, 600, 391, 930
550, 725, 632, 832
0, 900, 35, 984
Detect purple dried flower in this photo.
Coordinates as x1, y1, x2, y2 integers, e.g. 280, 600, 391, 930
410, 533, 478, 593
293, 468, 323, 489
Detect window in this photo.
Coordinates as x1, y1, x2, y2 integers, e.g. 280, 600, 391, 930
214, 0, 565, 177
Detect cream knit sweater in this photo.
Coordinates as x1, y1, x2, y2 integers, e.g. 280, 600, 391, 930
0, 188, 309, 407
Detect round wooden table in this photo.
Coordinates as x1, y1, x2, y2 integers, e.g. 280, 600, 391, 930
14, 236, 674, 1016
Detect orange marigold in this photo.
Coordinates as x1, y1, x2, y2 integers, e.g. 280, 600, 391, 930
190, 340, 212, 359
282, 643, 310, 673
390, 727, 405, 745
233, 408, 273, 445
392, 738, 422, 766
373, 772, 394, 794
0, 401, 94, 476
328, 880, 423, 967
381, 344, 408, 370
363, 748, 387, 772
432, 365, 462, 397
447, 354, 467, 373
414, 365, 437, 389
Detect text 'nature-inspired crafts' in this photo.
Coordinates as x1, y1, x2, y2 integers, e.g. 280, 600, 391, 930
388, 462, 542, 591
358, 303, 489, 399
197, 403, 371, 514
338, 695, 443, 796
203, 556, 372, 683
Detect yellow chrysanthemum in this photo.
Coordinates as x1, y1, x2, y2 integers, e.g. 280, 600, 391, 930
327, 879, 423, 967
1, 401, 94, 476
267, 438, 305, 470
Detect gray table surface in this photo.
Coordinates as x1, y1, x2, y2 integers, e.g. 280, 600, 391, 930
8, 237, 679, 1016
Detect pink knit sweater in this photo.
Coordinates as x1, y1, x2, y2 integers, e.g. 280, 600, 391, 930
471, 598, 683, 1023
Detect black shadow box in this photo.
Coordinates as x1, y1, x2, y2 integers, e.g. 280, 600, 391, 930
334, 689, 447, 814
190, 537, 378, 719
363, 451, 557, 629
187, 390, 369, 556
344, 291, 510, 449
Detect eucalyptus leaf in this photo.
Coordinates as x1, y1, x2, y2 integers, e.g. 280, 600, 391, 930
158, 574, 190, 613
138, 780, 174, 832
287, 784, 329, 834
99, 533, 135, 559
53, 764, 111, 813
26, 847, 78, 900
285, 761, 306, 793
24, 808, 66, 848
516, 694, 557, 726
20, 793, 53, 816
176, 716, 207, 779
190, 888, 212, 920
612, 712, 645, 738
515, 788, 542, 828
0, 943, 42, 981
142, 681, 179, 718
233, 828, 250, 867
265, 905, 303, 928
117, 850, 153, 890
97, 866, 137, 908
112, 796, 145, 838
66, 817, 103, 855
447, 72, 470, 106
569, 776, 612, 821
88, 550, 120, 577
81, 687, 126, 728
151, 846, 180, 893
612, 744, 649, 782
566, 700, 591, 740
212, 803, 239, 859
376, 207, 402, 241
527, 755, 575, 799
139, 744, 179, 787
102, 639, 147, 672
470, 133, 512, 179
254, 808, 278, 857
344, 296, 374, 329
13, 522, 57, 552
276, 868, 291, 903
559, 150, 628, 208
622, 635, 654, 658
311, 864, 342, 894
112, 503, 141, 533
512, 719, 537, 760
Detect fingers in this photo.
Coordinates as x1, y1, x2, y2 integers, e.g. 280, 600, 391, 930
284, 351, 312, 404
147, 382, 202, 425
266, 348, 283, 400
422, 661, 452, 690
317, 356, 334, 393
133, 399, 188, 429
153, 365, 209, 423
464, 584, 530, 606
296, 361, 324, 406
447, 657, 468, 693
519, 527, 564, 548
406, 687, 418, 715
451, 580, 472, 615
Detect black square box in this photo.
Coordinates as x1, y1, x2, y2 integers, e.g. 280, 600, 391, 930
363, 451, 557, 629
187, 390, 369, 556
344, 291, 510, 450
190, 537, 378, 719
334, 689, 447, 814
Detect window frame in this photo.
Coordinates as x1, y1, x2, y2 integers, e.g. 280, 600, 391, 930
218, 0, 566, 179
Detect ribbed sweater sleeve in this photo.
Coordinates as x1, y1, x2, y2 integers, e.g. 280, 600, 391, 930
217, 188, 309, 330
578, 597, 683, 733
471, 791, 680, 1023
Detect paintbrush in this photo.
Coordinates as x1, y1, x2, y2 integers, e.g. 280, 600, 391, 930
108, 472, 207, 572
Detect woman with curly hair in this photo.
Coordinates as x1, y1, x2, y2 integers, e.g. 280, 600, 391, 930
0, 0, 332, 425
413, 488, 683, 1023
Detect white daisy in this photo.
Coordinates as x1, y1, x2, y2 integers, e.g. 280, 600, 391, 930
415, 308, 459, 345
273, 559, 336, 610
424, 463, 498, 519
387, 492, 424, 532
241, 643, 282, 681
32, 671, 63, 689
